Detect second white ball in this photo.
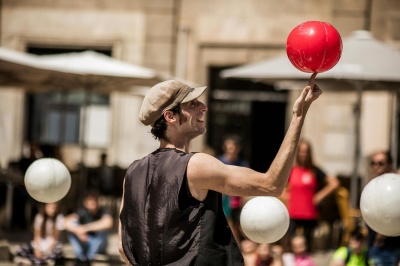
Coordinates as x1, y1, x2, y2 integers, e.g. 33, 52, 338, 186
240, 196, 289, 243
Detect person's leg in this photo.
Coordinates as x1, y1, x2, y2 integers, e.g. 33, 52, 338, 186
282, 219, 299, 252
15, 242, 36, 263
86, 232, 109, 260
302, 220, 317, 253
67, 232, 87, 261
370, 247, 400, 266
48, 241, 64, 260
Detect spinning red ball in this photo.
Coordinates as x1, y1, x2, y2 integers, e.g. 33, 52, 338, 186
286, 21, 343, 73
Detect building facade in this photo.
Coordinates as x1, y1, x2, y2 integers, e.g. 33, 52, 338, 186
1, 0, 399, 183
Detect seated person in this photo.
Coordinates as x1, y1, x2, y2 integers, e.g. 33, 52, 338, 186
65, 189, 113, 264
15, 202, 64, 265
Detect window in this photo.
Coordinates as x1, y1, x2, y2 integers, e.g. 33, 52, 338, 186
26, 46, 112, 146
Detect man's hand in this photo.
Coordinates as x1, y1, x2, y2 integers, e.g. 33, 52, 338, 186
292, 72, 322, 117
74, 225, 89, 243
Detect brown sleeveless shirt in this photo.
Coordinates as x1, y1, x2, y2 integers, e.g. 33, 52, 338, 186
120, 148, 243, 265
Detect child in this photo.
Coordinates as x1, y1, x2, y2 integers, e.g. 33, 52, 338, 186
241, 238, 258, 266
15, 202, 65, 265
330, 229, 371, 266
256, 242, 284, 266
283, 234, 316, 266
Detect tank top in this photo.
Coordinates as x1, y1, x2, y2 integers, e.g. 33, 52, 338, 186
287, 166, 319, 220
120, 148, 243, 266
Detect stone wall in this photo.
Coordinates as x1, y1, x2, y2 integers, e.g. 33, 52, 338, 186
0, 0, 399, 175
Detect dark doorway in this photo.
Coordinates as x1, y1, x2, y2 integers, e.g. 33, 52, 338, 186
251, 101, 286, 172
207, 66, 287, 172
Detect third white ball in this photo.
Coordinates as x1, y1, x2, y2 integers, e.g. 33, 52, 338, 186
360, 173, 400, 236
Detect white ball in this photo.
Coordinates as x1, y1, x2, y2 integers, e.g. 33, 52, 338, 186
360, 173, 400, 236
24, 158, 71, 203
240, 196, 289, 243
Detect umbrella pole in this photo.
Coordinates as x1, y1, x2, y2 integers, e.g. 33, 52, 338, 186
79, 86, 92, 199
350, 82, 363, 210
391, 90, 399, 170
59, 90, 67, 145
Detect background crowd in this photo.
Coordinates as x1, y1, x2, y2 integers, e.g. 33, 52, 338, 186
216, 135, 400, 266
0, 138, 399, 265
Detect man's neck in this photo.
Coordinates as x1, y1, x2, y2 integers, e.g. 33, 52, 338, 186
159, 139, 190, 152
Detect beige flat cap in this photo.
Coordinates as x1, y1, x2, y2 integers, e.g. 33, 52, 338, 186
139, 80, 207, 126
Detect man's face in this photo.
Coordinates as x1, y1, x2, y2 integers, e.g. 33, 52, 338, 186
83, 196, 99, 214
179, 99, 207, 137
370, 152, 392, 177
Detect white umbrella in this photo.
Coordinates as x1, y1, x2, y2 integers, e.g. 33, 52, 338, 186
0, 47, 167, 91
221, 30, 400, 208
221, 30, 400, 83
0, 48, 194, 158
0, 47, 75, 90
0, 48, 168, 218
0, 48, 166, 153
37, 50, 164, 91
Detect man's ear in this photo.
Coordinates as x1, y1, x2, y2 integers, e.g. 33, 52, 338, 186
164, 110, 177, 123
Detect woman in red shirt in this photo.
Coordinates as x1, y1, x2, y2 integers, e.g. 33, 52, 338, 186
281, 139, 339, 252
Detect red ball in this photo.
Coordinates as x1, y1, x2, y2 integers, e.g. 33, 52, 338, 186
286, 21, 343, 73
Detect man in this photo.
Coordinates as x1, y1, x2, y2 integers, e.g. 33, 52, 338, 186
119, 75, 322, 265
369, 150, 394, 178
366, 150, 400, 266
65, 189, 114, 265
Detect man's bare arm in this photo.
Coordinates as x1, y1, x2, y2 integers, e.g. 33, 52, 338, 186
187, 74, 322, 199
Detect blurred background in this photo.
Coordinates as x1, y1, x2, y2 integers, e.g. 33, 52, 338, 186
0, 0, 399, 264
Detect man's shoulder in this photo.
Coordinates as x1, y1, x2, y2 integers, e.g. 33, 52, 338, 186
189, 152, 218, 165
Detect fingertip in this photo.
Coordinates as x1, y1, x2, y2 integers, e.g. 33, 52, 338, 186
308, 72, 318, 86
311, 72, 318, 79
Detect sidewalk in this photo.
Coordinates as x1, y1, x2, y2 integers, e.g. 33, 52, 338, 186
0, 229, 123, 266
1, 229, 335, 266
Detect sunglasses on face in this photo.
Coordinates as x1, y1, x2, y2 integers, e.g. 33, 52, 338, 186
369, 161, 386, 167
